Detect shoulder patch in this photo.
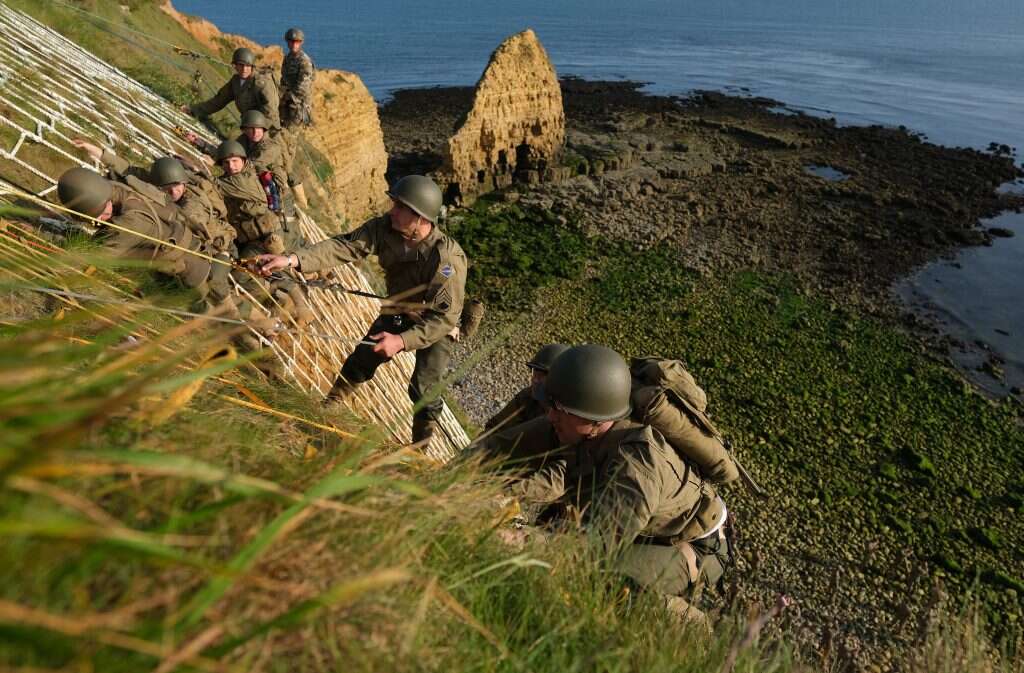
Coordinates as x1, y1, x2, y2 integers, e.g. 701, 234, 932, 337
440, 263, 455, 279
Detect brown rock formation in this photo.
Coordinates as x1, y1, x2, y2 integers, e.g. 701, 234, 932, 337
161, 2, 389, 225
434, 29, 565, 204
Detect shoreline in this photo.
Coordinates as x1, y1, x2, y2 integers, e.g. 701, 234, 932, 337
378, 79, 1024, 668
381, 78, 1024, 403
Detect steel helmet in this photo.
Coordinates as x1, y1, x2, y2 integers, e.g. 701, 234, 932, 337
542, 344, 632, 421
149, 157, 188, 186
57, 167, 112, 218
215, 139, 247, 162
527, 344, 571, 372
240, 110, 269, 130
231, 47, 256, 66
386, 175, 443, 223
284, 27, 305, 42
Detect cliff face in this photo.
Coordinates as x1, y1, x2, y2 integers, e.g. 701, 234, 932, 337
434, 29, 565, 204
161, 1, 389, 225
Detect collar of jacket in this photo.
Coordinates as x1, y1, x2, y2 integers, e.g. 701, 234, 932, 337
384, 215, 442, 258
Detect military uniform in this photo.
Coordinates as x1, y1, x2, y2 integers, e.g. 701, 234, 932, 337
485, 385, 547, 431
190, 73, 280, 130
280, 49, 315, 128
516, 418, 731, 598
99, 149, 234, 254
101, 180, 226, 297
217, 165, 294, 257
196, 132, 291, 196
475, 415, 564, 476
295, 214, 467, 426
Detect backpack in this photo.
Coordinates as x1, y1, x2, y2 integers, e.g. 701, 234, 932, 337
629, 357, 740, 484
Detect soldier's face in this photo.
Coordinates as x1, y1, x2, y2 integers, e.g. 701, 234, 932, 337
234, 63, 253, 79
222, 157, 245, 176
243, 126, 265, 143
389, 200, 426, 241
530, 369, 546, 397
162, 183, 186, 202
287, 39, 303, 54
547, 404, 600, 445
95, 200, 113, 222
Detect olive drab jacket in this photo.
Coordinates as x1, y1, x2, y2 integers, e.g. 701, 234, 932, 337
294, 215, 467, 351
216, 165, 285, 253
196, 131, 291, 194
280, 49, 315, 127
515, 419, 726, 551
98, 149, 234, 253
101, 181, 211, 289
485, 385, 547, 431
179, 179, 235, 254
190, 73, 280, 130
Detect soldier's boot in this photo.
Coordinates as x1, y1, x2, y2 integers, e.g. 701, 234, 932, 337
662, 596, 711, 633
284, 284, 315, 327
324, 375, 360, 410
292, 182, 309, 210
411, 418, 439, 444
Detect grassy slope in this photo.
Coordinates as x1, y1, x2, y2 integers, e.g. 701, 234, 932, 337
0, 257, 808, 672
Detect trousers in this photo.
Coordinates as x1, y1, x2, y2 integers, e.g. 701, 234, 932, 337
340, 314, 454, 422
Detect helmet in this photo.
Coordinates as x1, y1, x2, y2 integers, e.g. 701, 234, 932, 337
149, 157, 188, 186
57, 167, 112, 218
386, 175, 443, 223
542, 344, 632, 421
231, 47, 256, 66
284, 27, 304, 42
240, 109, 269, 129
215, 139, 247, 162
527, 343, 570, 372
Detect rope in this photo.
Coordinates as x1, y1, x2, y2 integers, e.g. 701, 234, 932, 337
20, 286, 367, 344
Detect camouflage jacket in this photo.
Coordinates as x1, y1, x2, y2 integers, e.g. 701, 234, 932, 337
295, 216, 467, 351
515, 419, 725, 548
101, 181, 210, 288
216, 165, 281, 245
280, 50, 314, 110
485, 385, 547, 431
190, 73, 280, 130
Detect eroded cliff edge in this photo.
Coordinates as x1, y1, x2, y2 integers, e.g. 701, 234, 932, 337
162, 1, 389, 225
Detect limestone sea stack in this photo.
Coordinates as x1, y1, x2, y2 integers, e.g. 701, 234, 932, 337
434, 29, 565, 205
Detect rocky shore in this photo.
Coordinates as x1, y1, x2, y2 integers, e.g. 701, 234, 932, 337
381, 80, 1024, 671
382, 78, 1023, 422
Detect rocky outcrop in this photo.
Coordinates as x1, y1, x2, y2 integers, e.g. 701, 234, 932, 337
434, 29, 564, 205
161, 1, 388, 225
304, 72, 389, 225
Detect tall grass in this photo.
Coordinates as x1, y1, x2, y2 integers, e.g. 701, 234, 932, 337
0, 269, 1017, 672
0, 249, 822, 672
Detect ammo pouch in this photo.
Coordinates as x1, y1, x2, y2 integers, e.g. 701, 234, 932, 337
459, 298, 485, 340
630, 358, 739, 484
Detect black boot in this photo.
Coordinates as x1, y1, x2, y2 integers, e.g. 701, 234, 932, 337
324, 375, 360, 410
411, 417, 438, 444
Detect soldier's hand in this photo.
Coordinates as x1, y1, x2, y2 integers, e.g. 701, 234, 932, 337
369, 332, 405, 358
71, 138, 103, 163
179, 104, 191, 115
185, 131, 199, 144
256, 253, 296, 276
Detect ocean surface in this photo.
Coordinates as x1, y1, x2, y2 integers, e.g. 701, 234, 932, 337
175, 0, 1024, 157
174, 0, 1024, 391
